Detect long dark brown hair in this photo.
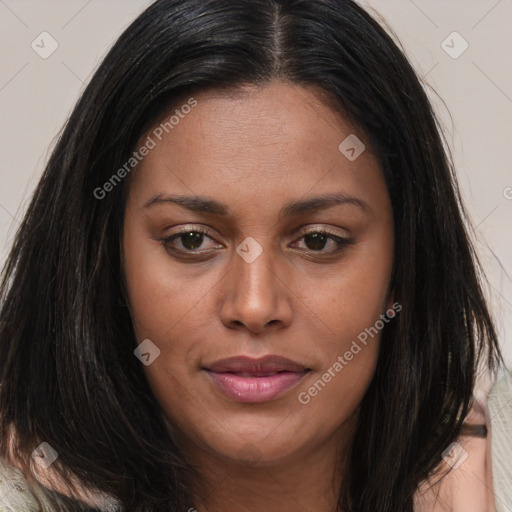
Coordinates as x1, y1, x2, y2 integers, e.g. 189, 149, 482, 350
0, 0, 502, 510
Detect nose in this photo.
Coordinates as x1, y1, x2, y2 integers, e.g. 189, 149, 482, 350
219, 238, 293, 334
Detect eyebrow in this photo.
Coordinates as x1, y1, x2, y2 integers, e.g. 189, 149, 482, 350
142, 192, 369, 218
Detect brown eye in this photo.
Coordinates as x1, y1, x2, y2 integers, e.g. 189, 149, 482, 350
293, 229, 353, 255
176, 231, 205, 251
160, 228, 222, 255
303, 232, 330, 251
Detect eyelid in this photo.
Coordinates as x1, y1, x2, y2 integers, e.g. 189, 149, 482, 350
162, 223, 349, 240
165, 224, 219, 239
157, 225, 222, 256
294, 224, 349, 239
290, 225, 353, 255
159, 223, 352, 256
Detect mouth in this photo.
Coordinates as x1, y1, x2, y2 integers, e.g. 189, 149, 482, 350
202, 355, 312, 403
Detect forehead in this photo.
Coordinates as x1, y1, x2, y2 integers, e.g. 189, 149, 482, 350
129, 81, 386, 213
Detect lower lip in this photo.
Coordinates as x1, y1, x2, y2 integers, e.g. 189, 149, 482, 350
205, 370, 309, 403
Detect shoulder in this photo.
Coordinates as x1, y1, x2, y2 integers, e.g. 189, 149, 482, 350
0, 426, 122, 512
414, 373, 512, 512
0, 455, 40, 512
487, 369, 512, 510
414, 425, 493, 511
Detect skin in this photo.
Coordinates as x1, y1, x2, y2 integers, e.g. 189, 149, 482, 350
122, 81, 395, 512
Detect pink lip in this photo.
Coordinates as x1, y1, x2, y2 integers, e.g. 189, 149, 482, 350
203, 355, 310, 403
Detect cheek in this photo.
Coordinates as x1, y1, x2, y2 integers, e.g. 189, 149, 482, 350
292, 345, 379, 451
296, 233, 393, 415
317, 235, 394, 341
294, 268, 391, 433
122, 221, 209, 340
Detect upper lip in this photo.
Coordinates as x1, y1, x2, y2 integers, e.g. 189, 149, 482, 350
204, 355, 308, 373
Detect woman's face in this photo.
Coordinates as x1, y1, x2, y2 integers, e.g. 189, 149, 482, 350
122, 81, 394, 467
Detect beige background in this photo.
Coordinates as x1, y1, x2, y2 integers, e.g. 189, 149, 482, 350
1, 0, 511, 363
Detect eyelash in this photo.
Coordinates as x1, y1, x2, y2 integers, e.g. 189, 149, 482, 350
158, 225, 353, 258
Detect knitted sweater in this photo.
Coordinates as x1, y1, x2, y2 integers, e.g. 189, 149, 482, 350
1, 371, 511, 512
